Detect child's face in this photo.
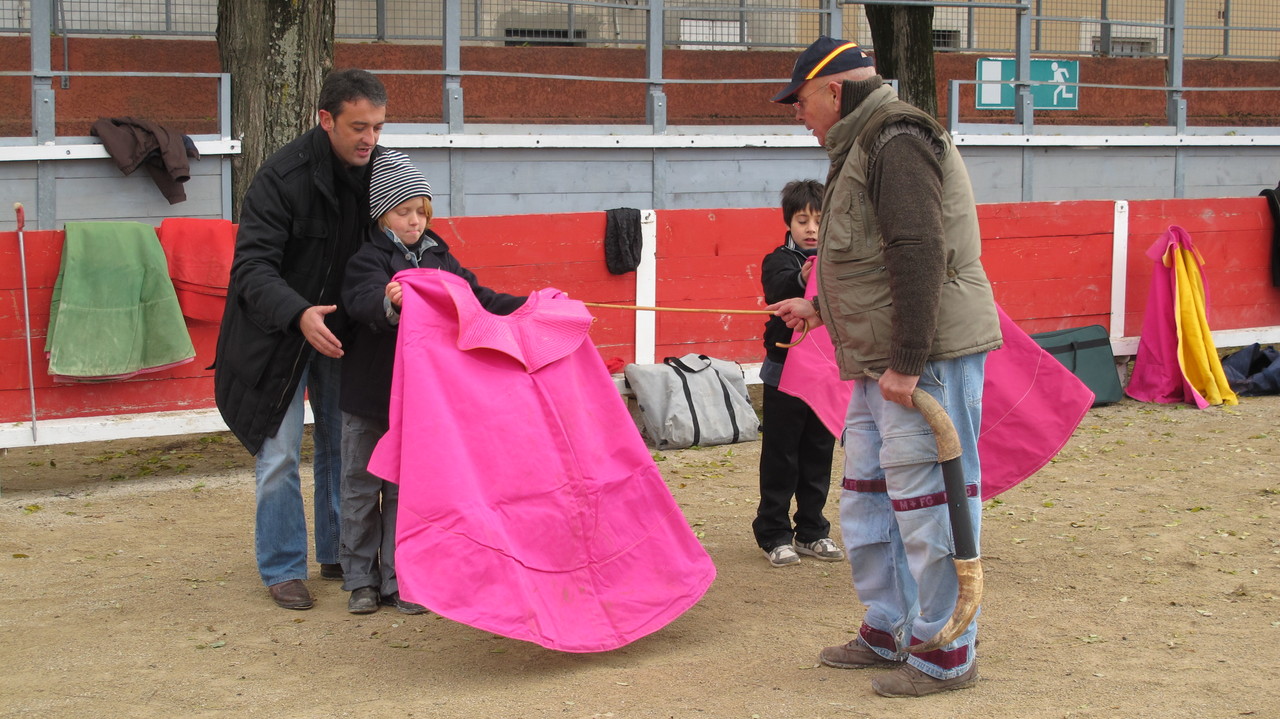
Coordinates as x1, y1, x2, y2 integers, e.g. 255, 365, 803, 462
382, 197, 429, 245
789, 205, 821, 249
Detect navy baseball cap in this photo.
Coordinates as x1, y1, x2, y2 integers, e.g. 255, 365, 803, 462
771, 36, 875, 104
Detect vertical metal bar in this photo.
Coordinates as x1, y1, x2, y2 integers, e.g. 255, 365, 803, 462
1166, 0, 1186, 131
646, 0, 667, 133
1100, 0, 1112, 56
1014, 2, 1033, 131
219, 73, 234, 220
218, 73, 232, 141
947, 79, 960, 134
221, 157, 234, 220
969, 0, 977, 52
652, 149, 668, 210
377, 0, 387, 41
57, 0, 69, 89
31, 0, 54, 141
1021, 147, 1034, 202
1174, 147, 1185, 198
1032, 0, 1039, 52
1221, 0, 1230, 58
826, 0, 842, 39
443, 0, 464, 132
31, 0, 56, 230
449, 148, 466, 216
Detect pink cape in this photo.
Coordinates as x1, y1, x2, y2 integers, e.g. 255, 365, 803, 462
367, 269, 716, 653
779, 283, 1092, 499
1125, 225, 1238, 408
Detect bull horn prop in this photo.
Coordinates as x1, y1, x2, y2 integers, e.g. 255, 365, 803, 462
866, 371, 983, 654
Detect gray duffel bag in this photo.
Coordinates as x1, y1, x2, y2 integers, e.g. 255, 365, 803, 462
623, 353, 760, 449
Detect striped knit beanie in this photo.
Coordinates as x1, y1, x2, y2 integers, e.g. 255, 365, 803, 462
369, 149, 433, 220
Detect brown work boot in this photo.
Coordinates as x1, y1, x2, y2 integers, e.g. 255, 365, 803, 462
819, 639, 903, 669
268, 579, 313, 610
871, 661, 978, 698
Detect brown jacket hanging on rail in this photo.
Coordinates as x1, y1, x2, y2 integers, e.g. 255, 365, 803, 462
91, 117, 200, 204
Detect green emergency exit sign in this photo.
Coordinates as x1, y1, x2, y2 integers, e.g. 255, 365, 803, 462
976, 58, 1079, 110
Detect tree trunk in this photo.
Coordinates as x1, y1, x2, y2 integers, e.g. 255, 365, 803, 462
216, 0, 335, 221
865, 3, 938, 118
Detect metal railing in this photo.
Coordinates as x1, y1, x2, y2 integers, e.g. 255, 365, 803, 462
2, 0, 1275, 59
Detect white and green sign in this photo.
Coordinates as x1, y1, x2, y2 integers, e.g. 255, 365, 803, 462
976, 58, 1079, 110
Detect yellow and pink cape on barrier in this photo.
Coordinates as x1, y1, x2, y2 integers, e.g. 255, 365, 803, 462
1126, 225, 1238, 408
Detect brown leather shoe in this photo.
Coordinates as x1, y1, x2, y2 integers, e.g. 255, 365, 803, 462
268, 579, 313, 610
871, 661, 978, 698
819, 639, 903, 669
319, 563, 343, 580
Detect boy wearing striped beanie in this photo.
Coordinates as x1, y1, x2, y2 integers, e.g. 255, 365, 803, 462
336, 149, 524, 615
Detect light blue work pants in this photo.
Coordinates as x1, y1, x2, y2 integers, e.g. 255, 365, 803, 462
840, 353, 986, 679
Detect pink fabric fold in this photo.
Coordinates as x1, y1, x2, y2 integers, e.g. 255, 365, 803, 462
779, 275, 1092, 499
442, 278, 592, 372
368, 269, 715, 653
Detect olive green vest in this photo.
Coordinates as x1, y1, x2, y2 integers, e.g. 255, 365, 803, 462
816, 84, 1001, 378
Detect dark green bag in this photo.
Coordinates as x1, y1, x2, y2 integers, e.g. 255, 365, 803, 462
1029, 325, 1124, 406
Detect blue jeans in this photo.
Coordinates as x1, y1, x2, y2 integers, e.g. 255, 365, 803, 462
839, 353, 986, 679
254, 354, 343, 586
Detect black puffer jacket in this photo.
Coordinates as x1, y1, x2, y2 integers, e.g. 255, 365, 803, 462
339, 226, 526, 423
213, 127, 381, 454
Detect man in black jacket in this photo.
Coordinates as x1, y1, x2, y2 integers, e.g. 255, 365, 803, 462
214, 69, 387, 610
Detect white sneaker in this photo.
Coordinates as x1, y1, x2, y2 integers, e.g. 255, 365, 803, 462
766, 544, 801, 567
795, 538, 845, 561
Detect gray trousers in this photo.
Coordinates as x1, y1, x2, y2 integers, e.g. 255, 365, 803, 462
339, 412, 400, 596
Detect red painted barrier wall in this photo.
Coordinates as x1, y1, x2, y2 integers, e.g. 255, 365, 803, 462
2, 197, 1277, 425
1124, 198, 1279, 337
0, 229, 219, 422
980, 200, 1118, 333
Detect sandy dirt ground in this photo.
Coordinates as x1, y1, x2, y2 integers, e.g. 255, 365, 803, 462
2, 394, 1279, 719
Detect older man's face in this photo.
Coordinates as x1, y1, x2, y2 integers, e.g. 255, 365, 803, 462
792, 78, 842, 145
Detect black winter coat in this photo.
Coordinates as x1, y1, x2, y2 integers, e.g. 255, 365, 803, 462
761, 234, 812, 365
213, 126, 381, 454
339, 226, 526, 423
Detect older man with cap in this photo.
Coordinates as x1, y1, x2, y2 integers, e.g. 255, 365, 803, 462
767, 37, 1001, 697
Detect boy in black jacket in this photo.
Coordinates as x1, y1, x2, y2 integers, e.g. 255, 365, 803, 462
753, 180, 842, 567
338, 149, 524, 614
